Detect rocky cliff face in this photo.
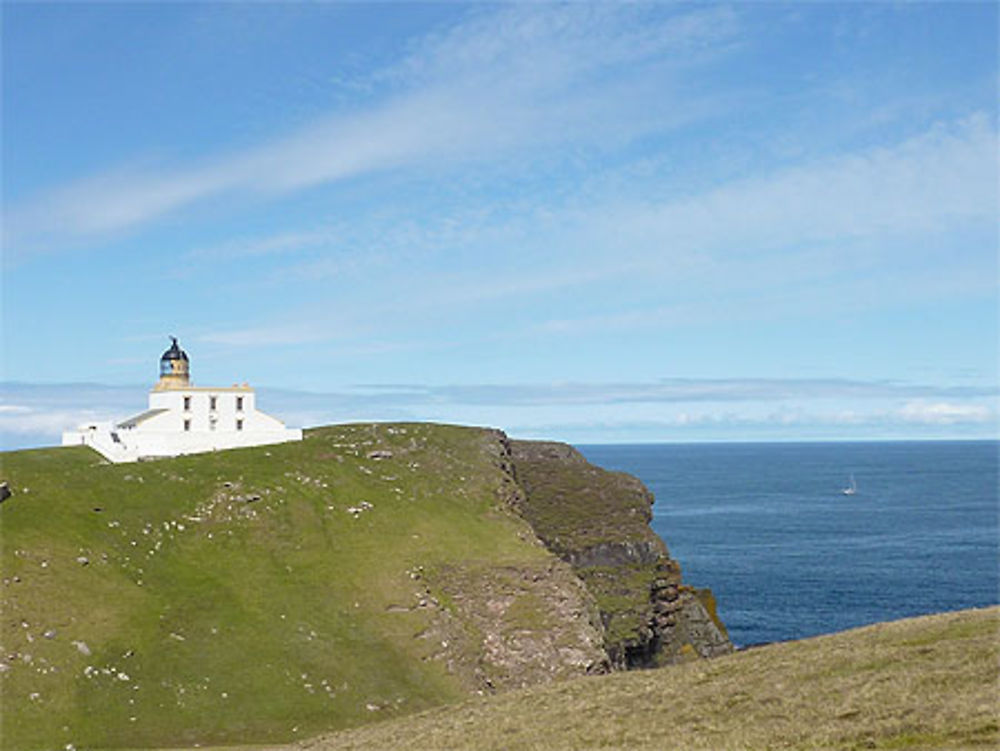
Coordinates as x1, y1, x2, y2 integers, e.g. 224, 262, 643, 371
501, 437, 732, 668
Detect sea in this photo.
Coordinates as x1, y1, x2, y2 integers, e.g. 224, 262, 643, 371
577, 440, 999, 648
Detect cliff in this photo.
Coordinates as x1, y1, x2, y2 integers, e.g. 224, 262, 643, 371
504, 439, 731, 668
0, 423, 729, 749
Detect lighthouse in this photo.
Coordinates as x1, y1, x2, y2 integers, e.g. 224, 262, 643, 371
62, 338, 302, 462
156, 336, 190, 389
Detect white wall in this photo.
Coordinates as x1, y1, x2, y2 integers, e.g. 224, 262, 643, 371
148, 389, 262, 433
63, 387, 301, 463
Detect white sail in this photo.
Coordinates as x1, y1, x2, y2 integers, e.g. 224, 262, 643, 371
842, 473, 857, 495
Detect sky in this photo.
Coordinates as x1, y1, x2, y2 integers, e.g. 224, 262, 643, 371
2, 1, 998, 449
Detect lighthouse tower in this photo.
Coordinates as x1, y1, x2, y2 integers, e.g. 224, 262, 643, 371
156, 336, 190, 389
62, 338, 302, 462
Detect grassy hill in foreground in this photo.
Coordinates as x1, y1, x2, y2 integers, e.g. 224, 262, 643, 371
273, 606, 1000, 751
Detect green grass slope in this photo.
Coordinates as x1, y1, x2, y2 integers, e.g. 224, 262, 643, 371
1, 424, 574, 750
278, 606, 1000, 751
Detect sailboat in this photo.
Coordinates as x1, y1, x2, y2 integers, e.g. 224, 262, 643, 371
842, 474, 857, 496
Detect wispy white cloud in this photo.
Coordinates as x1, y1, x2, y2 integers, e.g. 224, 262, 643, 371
5, 4, 737, 254
0, 406, 102, 436
306, 117, 994, 347
895, 400, 996, 425
505, 401, 998, 443
0, 395, 128, 450
515, 114, 998, 333
195, 258, 623, 349
594, 113, 997, 260
388, 3, 739, 87
184, 229, 340, 262
161, 107, 997, 353
341, 378, 998, 407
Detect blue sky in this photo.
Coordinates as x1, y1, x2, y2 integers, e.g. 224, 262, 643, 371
2, 1, 997, 448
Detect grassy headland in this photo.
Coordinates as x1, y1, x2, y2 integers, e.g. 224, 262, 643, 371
2, 422, 719, 750
1, 424, 567, 748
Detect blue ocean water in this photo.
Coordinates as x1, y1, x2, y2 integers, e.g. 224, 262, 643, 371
577, 441, 999, 648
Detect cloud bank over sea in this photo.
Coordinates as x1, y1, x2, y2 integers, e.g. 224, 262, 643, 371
3, 377, 995, 451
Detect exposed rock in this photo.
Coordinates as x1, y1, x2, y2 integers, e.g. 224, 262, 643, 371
507, 437, 733, 669
420, 560, 609, 692
567, 539, 664, 568
676, 590, 732, 659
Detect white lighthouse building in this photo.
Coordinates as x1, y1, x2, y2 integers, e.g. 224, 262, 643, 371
62, 338, 302, 462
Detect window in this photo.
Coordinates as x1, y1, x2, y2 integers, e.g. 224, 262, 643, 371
236, 396, 244, 412
183, 419, 191, 432
209, 395, 217, 411
183, 396, 191, 411
236, 419, 244, 431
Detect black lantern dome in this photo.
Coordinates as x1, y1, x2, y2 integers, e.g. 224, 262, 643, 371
160, 336, 188, 363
